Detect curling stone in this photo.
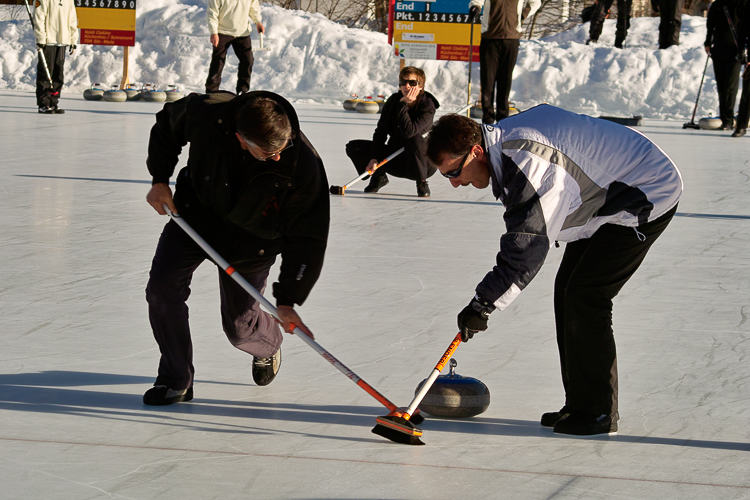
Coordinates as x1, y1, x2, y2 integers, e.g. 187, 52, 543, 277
124, 84, 141, 101
83, 83, 105, 101
470, 105, 483, 119
415, 359, 490, 418
509, 106, 520, 116
142, 88, 167, 103
699, 117, 722, 130
165, 85, 184, 102
356, 97, 379, 114
343, 94, 360, 111
103, 87, 127, 102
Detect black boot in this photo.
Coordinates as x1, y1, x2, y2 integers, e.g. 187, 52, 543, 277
364, 173, 389, 193
417, 180, 430, 198
731, 128, 746, 137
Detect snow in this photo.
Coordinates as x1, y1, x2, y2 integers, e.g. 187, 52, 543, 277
0, 2, 725, 119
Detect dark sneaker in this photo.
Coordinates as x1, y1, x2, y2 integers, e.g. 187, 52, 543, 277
143, 385, 193, 406
52, 106, 65, 114
252, 348, 281, 386
732, 128, 746, 137
364, 174, 389, 193
38, 106, 54, 114
417, 180, 430, 198
540, 406, 570, 427
553, 412, 617, 436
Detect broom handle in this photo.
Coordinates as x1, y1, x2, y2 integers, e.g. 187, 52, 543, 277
164, 205, 400, 412
404, 333, 462, 417
343, 147, 404, 190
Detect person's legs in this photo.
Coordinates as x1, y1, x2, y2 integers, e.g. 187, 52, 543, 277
231, 36, 254, 94
205, 34, 233, 93
556, 206, 677, 431
480, 39, 500, 124
48, 46, 65, 109
494, 39, 520, 120
614, 0, 632, 47
712, 52, 741, 128
588, 0, 613, 42
36, 45, 60, 108
734, 69, 750, 135
145, 219, 208, 391
345, 139, 375, 176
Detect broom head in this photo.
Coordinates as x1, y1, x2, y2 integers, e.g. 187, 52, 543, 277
372, 412, 425, 445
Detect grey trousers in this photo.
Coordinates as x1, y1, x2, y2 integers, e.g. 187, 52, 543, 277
145, 219, 282, 390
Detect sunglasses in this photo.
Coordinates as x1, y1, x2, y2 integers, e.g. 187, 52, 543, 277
399, 79, 420, 87
441, 150, 471, 179
247, 139, 294, 161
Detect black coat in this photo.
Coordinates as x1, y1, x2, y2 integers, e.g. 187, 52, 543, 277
705, 0, 746, 52
146, 91, 330, 307
373, 91, 439, 172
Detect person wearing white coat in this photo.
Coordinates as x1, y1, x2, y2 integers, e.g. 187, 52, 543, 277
426, 105, 683, 436
467, 0, 540, 123
33, 0, 78, 114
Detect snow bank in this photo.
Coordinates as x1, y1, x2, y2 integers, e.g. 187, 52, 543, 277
0, 2, 719, 119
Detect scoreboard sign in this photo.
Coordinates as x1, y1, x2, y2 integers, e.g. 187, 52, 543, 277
75, 0, 136, 46
388, 0, 481, 62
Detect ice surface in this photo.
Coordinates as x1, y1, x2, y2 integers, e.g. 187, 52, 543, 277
0, 2, 730, 118
0, 89, 748, 499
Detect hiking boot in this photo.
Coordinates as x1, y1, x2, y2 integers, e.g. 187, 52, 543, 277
417, 180, 430, 198
38, 106, 54, 114
540, 406, 570, 427
732, 128, 746, 137
143, 385, 194, 406
252, 348, 281, 386
553, 412, 617, 436
364, 174, 389, 193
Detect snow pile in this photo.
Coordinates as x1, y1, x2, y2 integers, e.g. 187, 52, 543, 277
0, 1, 719, 119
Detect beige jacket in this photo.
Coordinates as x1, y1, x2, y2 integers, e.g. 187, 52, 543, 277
33, 0, 78, 46
207, 0, 262, 37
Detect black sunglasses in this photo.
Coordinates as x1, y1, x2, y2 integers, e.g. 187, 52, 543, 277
442, 150, 471, 179
399, 79, 419, 87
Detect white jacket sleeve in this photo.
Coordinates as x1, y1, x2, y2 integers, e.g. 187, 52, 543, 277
468, 0, 483, 10
525, 0, 542, 20
207, 0, 221, 35
68, 1, 79, 46
33, 0, 48, 45
248, 0, 262, 24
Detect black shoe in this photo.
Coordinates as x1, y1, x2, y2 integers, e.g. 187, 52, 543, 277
52, 106, 65, 114
553, 412, 617, 436
252, 348, 281, 386
364, 174, 389, 193
143, 385, 194, 406
38, 106, 54, 114
417, 180, 430, 198
732, 128, 746, 137
586, 38, 595, 45
540, 406, 570, 427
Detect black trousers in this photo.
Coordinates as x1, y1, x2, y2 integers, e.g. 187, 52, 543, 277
657, 0, 684, 49
553, 205, 677, 421
736, 67, 750, 130
36, 45, 65, 107
479, 38, 520, 123
711, 50, 741, 127
145, 219, 282, 391
205, 34, 254, 94
345, 139, 436, 182
589, 0, 632, 46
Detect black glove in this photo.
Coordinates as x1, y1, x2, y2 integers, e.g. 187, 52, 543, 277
36, 43, 45, 49
457, 296, 495, 342
469, 5, 480, 19
69, 44, 76, 55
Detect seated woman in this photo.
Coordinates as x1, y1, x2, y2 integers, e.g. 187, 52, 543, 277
345, 66, 440, 197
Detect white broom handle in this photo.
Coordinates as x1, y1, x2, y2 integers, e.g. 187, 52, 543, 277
343, 147, 405, 189
404, 333, 462, 417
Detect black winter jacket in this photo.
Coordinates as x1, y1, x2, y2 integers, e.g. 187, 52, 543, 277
705, 0, 745, 53
373, 91, 439, 171
146, 91, 330, 307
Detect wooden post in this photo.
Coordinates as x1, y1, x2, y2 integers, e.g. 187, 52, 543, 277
399, 59, 406, 71
119, 46, 130, 89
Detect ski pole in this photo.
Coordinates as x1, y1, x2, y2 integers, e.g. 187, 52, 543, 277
23, 0, 52, 82
163, 204, 424, 424
329, 147, 404, 195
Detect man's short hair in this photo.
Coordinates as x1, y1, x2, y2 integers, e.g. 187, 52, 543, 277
426, 114, 482, 164
399, 66, 426, 95
235, 97, 293, 151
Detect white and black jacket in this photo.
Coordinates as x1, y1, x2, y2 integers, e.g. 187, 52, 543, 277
478, 104, 683, 311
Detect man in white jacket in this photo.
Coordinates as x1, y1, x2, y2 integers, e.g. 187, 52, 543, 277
206, 0, 265, 94
426, 106, 683, 436
33, 0, 78, 114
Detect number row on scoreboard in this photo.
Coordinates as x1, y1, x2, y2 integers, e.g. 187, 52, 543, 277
75, 0, 135, 10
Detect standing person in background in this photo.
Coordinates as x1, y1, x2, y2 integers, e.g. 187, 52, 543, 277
344, 67, 439, 197
33, 0, 77, 114
732, 1, 750, 136
468, 0, 541, 124
704, 0, 745, 130
206, 0, 264, 94
586, 0, 633, 48
653, 0, 685, 48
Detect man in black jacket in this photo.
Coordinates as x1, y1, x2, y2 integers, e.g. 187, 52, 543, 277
143, 91, 330, 406
345, 66, 439, 197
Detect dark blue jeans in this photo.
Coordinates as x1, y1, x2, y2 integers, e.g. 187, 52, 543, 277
145, 219, 282, 390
